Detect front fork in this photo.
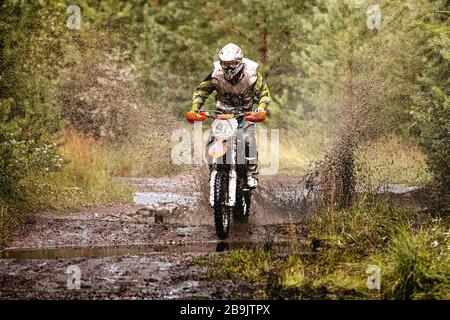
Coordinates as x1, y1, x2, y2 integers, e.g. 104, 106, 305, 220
209, 168, 237, 207
209, 144, 237, 208
209, 170, 217, 207
227, 168, 237, 206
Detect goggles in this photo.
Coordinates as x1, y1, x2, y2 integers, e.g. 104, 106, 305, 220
220, 60, 241, 71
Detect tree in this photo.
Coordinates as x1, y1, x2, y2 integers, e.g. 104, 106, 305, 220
0, 1, 66, 200
411, 6, 450, 192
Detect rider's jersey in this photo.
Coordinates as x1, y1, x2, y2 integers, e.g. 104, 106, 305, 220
191, 58, 271, 112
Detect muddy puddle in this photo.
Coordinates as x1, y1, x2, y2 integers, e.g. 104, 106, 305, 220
0, 241, 309, 260
128, 175, 313, 225
0, 240, 310, 260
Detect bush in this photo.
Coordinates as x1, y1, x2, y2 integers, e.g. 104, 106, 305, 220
413, 87, 450, 192
0, 1, 65, 202
411, 16, 450, 193
0, 80, 63, 204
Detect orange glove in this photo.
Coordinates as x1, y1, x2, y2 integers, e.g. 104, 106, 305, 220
185, 111, 206, 123
244, 110, 266, 122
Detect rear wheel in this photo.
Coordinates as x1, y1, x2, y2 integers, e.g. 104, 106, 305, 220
214, 171, 230, 239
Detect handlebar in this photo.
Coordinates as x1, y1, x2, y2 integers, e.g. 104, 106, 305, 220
205, 111, 245, 120
185, 109, 266, 123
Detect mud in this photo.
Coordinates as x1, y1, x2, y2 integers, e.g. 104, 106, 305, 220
0, 174, 421, 299
0, 174, 310, 299
0, 252, 254, 299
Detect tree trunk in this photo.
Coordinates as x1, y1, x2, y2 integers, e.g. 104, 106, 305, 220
0, 34, 4, 98
256, 20, 268, 64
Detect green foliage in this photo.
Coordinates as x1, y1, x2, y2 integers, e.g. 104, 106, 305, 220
3, 0, 446, 198
130, 1, 449, 191
215, 248, 274, 282
411, 12, 450, 192
207, 201, 449, 299
381, 222, 450, 299
133, 0, 305, 117
0, 1, 135, 243
0, 1, 65, 201
308, 199, 414, 255
356, 136, 432, 185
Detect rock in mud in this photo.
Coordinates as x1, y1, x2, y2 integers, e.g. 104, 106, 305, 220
136, 204, 178, 224
176, 227, 196, 237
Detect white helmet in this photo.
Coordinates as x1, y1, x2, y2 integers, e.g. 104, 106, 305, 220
219, 43, 244, 81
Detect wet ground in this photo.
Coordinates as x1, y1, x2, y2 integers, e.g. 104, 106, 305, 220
0, 174, 311, 299
0, 173, 424, 299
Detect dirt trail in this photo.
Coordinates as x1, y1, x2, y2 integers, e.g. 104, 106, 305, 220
0, 173, 424, 299
0, 174, 310, 299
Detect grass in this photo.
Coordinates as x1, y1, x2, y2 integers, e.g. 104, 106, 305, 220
214, 248, 274, 282
275, 132, 431, 186
105, 137, 184, 178
0, 125, 186, 245
203, 199, 449, 300
306, 200, 413, 255
274, 126, 329, 177
379, 220, 450, 299
0, 204, 30, 247
33, 129, 133, 209
356, 136, 432, 186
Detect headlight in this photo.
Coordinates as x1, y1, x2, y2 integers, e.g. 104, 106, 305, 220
211, 118, 238, 141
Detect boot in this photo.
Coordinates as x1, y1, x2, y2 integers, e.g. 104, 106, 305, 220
246, 174, 258, 189
246, 162, 258, 189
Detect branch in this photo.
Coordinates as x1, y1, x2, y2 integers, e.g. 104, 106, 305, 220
229, 26, 256, 45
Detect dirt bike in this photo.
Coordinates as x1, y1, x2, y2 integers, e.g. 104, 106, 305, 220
186, 108, 266, 239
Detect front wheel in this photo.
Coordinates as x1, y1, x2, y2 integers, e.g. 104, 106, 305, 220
214, 171, 231, 239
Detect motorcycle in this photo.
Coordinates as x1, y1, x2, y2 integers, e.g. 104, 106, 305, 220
186, 109, 266, 239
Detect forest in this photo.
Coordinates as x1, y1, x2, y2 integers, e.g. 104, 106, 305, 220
0, 0, 449, 300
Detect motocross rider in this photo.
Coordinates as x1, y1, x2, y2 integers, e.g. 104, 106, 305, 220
187, 43, 271, 189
